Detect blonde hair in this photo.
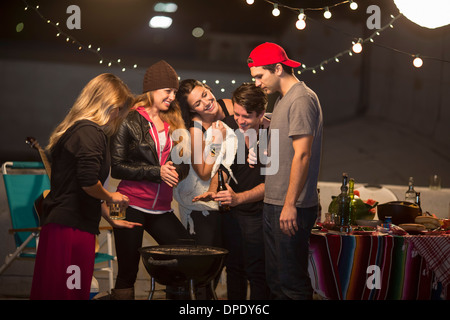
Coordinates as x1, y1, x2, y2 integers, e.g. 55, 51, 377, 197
47, 73, 133, 151
134, 92, 186, 135
133, 91, 189, 157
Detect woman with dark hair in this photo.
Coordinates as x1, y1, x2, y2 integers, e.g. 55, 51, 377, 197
174, 79, 234, 247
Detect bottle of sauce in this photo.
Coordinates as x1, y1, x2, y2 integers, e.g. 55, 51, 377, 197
336, 173, 351, 232
348, 178, 357, 226
217, 169, 230, 212
405, 176, 416, 203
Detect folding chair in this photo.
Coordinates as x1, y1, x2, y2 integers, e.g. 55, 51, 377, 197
1, 161, 116, 293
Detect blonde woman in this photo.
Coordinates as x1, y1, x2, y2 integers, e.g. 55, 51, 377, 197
30, 73, 139, 300
109, 60, 191, 299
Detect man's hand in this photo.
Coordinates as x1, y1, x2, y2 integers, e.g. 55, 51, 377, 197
213, 183, 241, 207
280, 205, 298, 237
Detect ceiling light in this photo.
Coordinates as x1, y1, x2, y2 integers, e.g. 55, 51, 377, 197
192, 27, 204, 38
393, 0, 450, 29
149, 16, 173, 29
153, 3, 178, 13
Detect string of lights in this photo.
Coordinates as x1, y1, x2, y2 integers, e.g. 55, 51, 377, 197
246, 0, 359, 29
299, 14, 403, 74
21, 0, 138, 72
19, 0, 241, 91
18, 0, 450, 79
246, 0, 450, 72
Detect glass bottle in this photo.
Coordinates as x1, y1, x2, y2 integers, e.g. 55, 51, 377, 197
217, 169, 230, 212
415, 192, 422, 214
405, 176, 416, 203
348, 178, 357, 226
336, 173, 351, 232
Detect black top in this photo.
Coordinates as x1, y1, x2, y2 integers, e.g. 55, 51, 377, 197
222, 116, 265, 216
42, 120, 110, 234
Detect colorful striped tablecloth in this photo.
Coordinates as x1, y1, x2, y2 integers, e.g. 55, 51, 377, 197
308, 232, 449, 300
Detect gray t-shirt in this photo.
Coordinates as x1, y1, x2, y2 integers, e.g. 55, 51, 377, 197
264, 81, 323, 208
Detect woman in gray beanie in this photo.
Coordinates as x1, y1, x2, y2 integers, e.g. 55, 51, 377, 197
109, 60, 191, 299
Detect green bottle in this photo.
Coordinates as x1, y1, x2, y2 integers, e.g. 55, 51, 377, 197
348, 178, 356, 226
336, 173, 351, 232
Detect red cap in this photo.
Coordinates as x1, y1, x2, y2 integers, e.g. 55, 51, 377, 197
247, 42, 301, 68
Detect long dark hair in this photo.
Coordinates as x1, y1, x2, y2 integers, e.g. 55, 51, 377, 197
175, 79, 212, 128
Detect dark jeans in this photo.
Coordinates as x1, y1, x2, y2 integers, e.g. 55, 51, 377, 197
189, 210, 223, 299
189, 210, 223, 247
222, 210, 270, 300
263, 203, 317, 300
113, 206, 192, 289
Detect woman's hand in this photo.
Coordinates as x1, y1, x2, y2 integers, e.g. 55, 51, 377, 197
211, 120, 227, 143
161, 161, 179, 187
109, 219, 142, 229
192, 191, 216, 202
107, 191, 129, 208
101, 202, 141, 229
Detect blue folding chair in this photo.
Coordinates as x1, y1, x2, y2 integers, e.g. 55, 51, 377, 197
1, 161, 116, 293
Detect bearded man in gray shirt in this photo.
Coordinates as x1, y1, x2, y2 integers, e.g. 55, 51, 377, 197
247, 42, 323, 300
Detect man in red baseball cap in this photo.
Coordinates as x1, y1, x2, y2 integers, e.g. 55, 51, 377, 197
247, 42, 323, 300
247, 42, 301, 69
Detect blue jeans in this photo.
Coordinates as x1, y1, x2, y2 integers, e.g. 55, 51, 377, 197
263, 203, 317, 300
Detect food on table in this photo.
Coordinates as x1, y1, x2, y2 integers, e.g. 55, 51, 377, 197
415, 216, 441, 230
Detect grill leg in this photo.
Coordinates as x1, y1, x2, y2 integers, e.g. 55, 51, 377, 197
189, 279, 196, 300
148, 277, 155, 300
210, 280, 218, 300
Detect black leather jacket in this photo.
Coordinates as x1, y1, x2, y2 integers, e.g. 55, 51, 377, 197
110, 110, 189, 182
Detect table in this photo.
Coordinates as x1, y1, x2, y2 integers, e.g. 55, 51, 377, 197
308, 231, 450, 300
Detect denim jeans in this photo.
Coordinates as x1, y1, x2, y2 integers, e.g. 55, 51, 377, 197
222, 210, 270, 300
263, 203, 317, 300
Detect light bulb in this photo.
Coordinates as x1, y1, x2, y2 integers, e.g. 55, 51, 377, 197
352, 41, 362, 53
296, 19, 306, 30
246, 0, 254, 4
349, 1, 358, 10
272, 4, 280, 17
393, 0, 450, 29
413, 56, 423, 68
324, 7, 331, 19
298, 9, 305, 21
